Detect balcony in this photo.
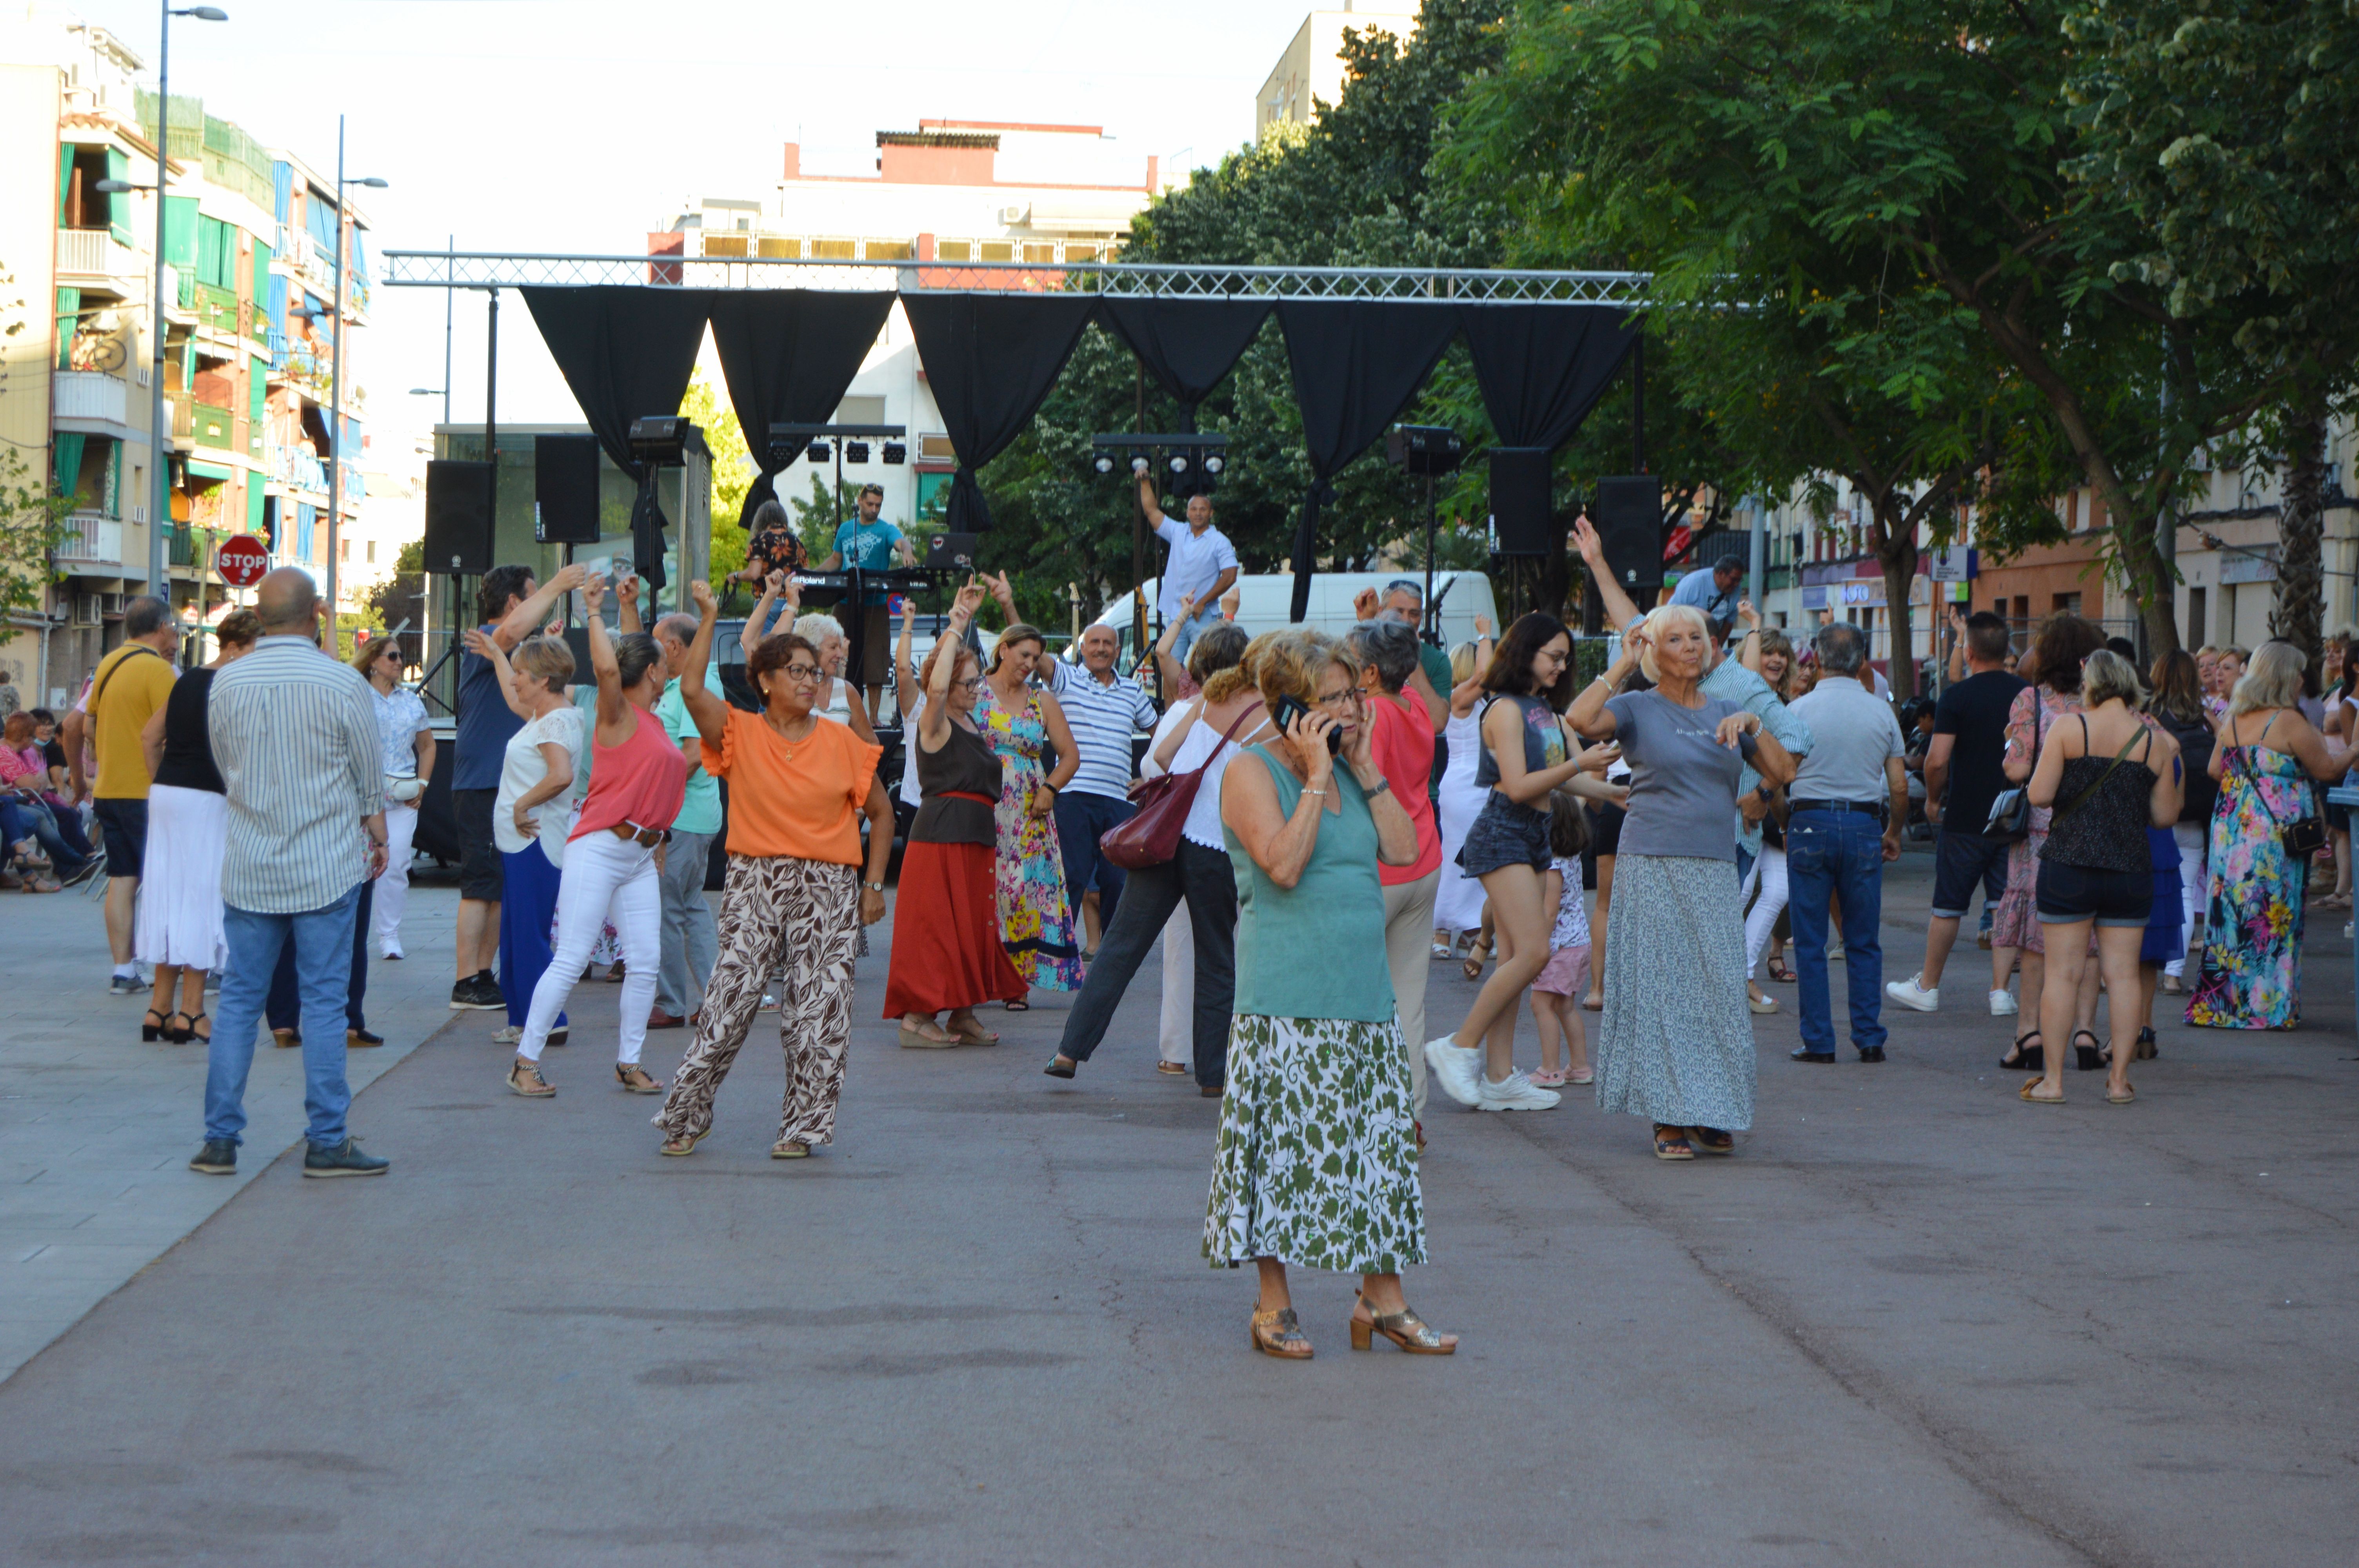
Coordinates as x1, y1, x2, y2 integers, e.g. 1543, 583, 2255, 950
276, 447, 327, 494
55, 513, 124, 568
55, 227, 145, 294
52, 370, 129, 426
190, 401, 233, 450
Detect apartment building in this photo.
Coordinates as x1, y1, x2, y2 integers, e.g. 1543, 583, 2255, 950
651, 121, 1160, 530
1256, 6, 1417, 137
0, 10, 371, 706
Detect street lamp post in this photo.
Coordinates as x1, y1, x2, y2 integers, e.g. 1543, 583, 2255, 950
321, 113, 386, 655
142, 3, 227, 600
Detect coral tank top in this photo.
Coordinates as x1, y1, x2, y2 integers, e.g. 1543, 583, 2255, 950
571, 704, 688, 841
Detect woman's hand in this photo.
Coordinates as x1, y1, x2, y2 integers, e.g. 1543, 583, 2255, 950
859, 884, 887, 926
949, 579, 985, 624
1028, 786, 1056, 818
899, 596, 917, 632
1569, 739, 1621, 774
616, 573, 640, 612
1340, 704, 1380, 786
1571, 514, 1607, 568
581, 576, 607, 613
1737, 599, 1759, 630
1714, 711, 1763, 749
689, 579, 716, 616
761, 568, 785, 597
461, 628, 498, 661
511, 803, 535, 838
1287, 708, 1338, 792
1179, 590, 1201, 623
1621, 619, 1652, 669
1474, 612, 1493, 640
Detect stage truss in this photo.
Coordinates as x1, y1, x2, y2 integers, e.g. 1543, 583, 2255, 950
381, 250, 1651, 305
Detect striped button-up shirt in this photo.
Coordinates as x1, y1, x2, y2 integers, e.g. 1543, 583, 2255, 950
209, 635, 384, 913
1046, 658, 1159, 801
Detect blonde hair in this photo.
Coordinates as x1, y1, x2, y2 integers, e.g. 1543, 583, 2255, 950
1755, 628, 1797, 698
989, 622, 1047, 673
1204, 630, 1281, 704
216, 608, 262, 652
510, 634, 576, 693
1450, 639, 1482, 686
2228, 641, 2304, 716
1635, 604, 1710, 683
1253, 627, 1359, 708
2079, 648, 2147, 710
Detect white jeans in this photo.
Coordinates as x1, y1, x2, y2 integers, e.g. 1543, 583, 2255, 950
2167, 820, 2207, 978
1744, 845, 1790, 980
372, 801, 418, 958
1157, 908, 1192, 1067
519, 829, 661, 1064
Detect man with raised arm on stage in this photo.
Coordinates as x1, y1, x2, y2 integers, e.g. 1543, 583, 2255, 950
1138, 466, 1238, 664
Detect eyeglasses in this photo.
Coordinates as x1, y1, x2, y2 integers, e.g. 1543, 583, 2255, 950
952, 676, 985, 691
1315, 687, 1363, 708
780, 664, 822, 682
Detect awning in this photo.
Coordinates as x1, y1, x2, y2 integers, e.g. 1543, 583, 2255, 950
186, 459, 235, 483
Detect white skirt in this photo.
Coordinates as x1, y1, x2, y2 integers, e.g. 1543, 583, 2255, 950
133, 784, 227, 970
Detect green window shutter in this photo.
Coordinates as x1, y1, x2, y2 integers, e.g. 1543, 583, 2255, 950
105, 149, 131, 245
53, 432, 85, 499
53, 285, 78, 370
249, 357, 266, 421
104, 439, 122, 518
245, 475, 266, 533
56, 144, 72, 225
198, 216, 231, 288
162, 195, 199, 269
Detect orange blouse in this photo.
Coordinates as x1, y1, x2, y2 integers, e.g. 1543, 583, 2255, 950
700, 706, 881, 865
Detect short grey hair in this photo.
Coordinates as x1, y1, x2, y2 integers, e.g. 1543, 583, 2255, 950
653, 613, 698, 648
1814, 621, 1866, 675
122, 594, 173, 639
791, 612, 845, 645
2229, 641, 2305, 717
1381, 577, 1424, 605
2079, 648, 2147, 710
1715, 554, 1747, 575
1346, 618, 1421, 693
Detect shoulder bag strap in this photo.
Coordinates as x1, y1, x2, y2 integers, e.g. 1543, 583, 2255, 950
2054, 724, 2148, 823
1192, 704, 1262, 776
91, 644, 163, 712
2236, 713, 2290, 827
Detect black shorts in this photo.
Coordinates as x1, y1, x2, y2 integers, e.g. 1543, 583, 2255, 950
1931, 829, 2010, 918
91, 796, 147, 879
1587, 798, 1626, 858
453, 788, 504, 902
2036, 859, 2152, 929
1458, 793, 1552, 878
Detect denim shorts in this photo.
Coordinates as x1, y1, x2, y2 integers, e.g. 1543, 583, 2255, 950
2035, 859, 2152, 928
1931, 829, 2010, 918
1458, 793, 1551, 877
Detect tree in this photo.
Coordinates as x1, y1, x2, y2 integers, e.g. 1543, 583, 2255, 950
364, 538, 427, 671
0, 448, 74, 621
2064, 0, 2359, 679
680, 373, 751, 600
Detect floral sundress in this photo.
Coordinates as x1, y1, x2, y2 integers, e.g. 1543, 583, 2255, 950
2188, 731, 2308, 1029
973, 682, 1083, 992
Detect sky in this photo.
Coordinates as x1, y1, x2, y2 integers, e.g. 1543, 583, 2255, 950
64, 0, 1298, 450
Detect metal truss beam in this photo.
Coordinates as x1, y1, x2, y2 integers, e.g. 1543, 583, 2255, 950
380, 250, 1652, 305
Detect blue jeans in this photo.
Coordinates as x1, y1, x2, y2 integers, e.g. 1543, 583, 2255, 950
1054, 791, 1136, 932
204, 884, 362, 1150
269, 878, 370, 1034
1167, 599, 1224, 664
1786, 809, 1887, 1054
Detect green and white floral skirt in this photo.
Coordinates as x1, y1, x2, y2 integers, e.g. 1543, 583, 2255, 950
1203, 1013, 1427, 1274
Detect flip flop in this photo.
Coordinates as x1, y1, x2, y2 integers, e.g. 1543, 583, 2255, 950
2018, 1078, 2065, 1105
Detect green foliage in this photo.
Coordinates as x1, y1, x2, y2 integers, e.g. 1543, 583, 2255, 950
681, 373, 751, 595
0, 448, 74, 620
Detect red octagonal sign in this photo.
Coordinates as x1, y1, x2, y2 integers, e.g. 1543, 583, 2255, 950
214, 534, 270, 588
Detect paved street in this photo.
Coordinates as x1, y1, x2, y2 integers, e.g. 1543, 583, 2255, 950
2, 859, 2354, 1566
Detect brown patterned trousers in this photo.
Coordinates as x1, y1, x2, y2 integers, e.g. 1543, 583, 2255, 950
652, 854, 860, 1148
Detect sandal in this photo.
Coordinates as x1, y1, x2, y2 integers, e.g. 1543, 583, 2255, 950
898, 1019, 958, 1049
1999, 1031, 2044, 1073
2018, 1077, 2064, 1105
1748, 992, 1779, 1014
1250, 1305, 1313, 1359
164, 1010, 194, 1044
2072, 1028, 2106, 1072
659, 1128, 708, 1157
1043, 1055, 1077, 1080
1004, 998, 1030, 1012
1430, 940, 1454, 960
1690, 1126, 1734, 1156
2105, 1083, 2137, 1105
1653, 1123, 1695, 1160
1767, 957, 1796, 984
1350, 1297, 1457, 1355
1567, 1067, 1594, 1086
1460, 937, 1491, 982
948, 1016, 1001, 1045
2134, 1025, 2158, 1061
1530, 1067, 1567, 1088
614, 1063, 663, 1094
17, 873, 61, 894
506, 1060, 555, 1098
140, 1007, 168, 1044
1156, 1060, 1189, 1076
185, 1010, 209, 1044
771, 1140, 811, 1159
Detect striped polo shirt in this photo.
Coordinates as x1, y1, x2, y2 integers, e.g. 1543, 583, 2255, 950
209, 635, 385, 913
1046, 659, 1158, 802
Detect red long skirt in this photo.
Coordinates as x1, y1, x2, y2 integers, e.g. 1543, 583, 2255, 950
882, 839, 1025, 1018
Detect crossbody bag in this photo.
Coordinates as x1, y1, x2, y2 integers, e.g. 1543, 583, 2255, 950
1098, 706, 1260, 871
1983, 696, 2040, 842
2236, 713, 2328, 858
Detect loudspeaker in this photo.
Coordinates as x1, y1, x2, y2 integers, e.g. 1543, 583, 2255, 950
423, 460, 494, 575
1489, 448, 1554, 555
1387, 424, 1465, 476
534, 435, 603, 545
1592, 475, 1662, 597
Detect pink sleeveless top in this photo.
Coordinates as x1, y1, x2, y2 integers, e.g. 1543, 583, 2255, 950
570, 705, 688, 840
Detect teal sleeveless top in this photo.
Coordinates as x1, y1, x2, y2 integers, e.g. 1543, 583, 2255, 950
1222, 745, 1396, 1023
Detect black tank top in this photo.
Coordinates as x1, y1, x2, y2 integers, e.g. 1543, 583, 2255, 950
149, 668, 222, 795
2039, 716, 2154, 875
910, 722, 1001, 846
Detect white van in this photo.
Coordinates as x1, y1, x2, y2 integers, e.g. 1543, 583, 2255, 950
1080, 570, 1500, 670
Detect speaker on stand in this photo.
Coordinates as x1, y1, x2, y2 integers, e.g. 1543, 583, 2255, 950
534, 434, 604, 547
423, 459, 495, 576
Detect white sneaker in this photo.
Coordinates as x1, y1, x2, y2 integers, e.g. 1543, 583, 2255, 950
1885, 974, 1939, 1013
759, 993, 781, 1013
1989, 989, 2017, 1017
1475, 1070, 1561, 1112
492, 1024, 523, 1045
1423, 1035, 1483, 1107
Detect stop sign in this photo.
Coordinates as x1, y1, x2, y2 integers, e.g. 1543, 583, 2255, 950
214, 534, 270, 588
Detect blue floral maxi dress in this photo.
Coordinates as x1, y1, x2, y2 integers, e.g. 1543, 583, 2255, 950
974, 682, 1084, 992
2187, 739, 2307, 1029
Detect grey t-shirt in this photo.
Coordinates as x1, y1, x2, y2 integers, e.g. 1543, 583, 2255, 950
1786, 677, 1906, 802
1605, 688, 1750, 862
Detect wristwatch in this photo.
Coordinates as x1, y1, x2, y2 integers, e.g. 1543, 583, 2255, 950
863, 880, 885, 893
1363, 775, 1393, 799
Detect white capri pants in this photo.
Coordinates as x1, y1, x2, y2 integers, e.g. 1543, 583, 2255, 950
2167, 820, 2206, 979
1743, 845, 1790, 981
1157, 908, 1192, 1069
518, 829, 662, 1065
372, 800, 419, 958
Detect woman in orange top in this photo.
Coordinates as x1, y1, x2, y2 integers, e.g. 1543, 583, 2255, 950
652, 581, 894, 1159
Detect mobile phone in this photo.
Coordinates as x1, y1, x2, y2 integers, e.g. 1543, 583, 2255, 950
1272, 694, 1342, 754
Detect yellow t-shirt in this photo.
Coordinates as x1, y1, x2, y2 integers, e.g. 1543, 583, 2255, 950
89, 643, 177, 799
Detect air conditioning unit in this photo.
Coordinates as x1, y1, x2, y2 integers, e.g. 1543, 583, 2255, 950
134, 365, 151, 387
100, 592, 124, 617
998, 204, 1029, 226
129, 505, 147, 524
73, 593, 101, 627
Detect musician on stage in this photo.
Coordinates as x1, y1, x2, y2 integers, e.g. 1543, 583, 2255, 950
733, 499, 811, 639
820, 483, 915, 724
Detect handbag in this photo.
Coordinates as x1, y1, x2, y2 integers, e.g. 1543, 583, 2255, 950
2237, 719, 2327, 857
1099, 706, 1259, 871
1982, 696, 2039, 842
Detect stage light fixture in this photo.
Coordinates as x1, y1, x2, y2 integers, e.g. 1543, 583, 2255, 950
1091, 453, 1117, 476
1167, 454, 1189, 476
806, 439, 832, 464
627, 416, 705, 465
845, 441, 871, 463
882, 441, 907, 465
1129, 451, 1150, 476
1202, 452, 1226, 477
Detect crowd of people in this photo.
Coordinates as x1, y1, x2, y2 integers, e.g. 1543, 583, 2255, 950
42, 483, 2356, 1359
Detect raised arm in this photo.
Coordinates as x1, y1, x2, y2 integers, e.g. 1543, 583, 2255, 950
1135, 469, 1170, 531
892, 597, 922, 720
462, 628, 534, 720
615, 572, 645, 637
1572, 514, 1643, 631
920, 582, 985, 752
1221, 712, 1332, 891
1944, 606, 1968, 686
582, 577, 629, 732
1036, 691, 1080, 797
679, 580, 729, 745
1154, 592, 1198, 693
741, 570, 798, 657
493, 562, 587, 652
1449, 619, 1494, 720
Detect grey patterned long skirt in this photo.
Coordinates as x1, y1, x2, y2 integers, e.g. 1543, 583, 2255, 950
1203, 1014, 1427, 1274
1595, 853, 1756, 1131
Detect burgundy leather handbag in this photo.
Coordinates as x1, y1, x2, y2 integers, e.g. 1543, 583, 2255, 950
1098, 708, 1259, 871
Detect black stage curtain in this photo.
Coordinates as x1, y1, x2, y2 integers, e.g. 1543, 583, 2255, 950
1276, 301, 1463, 620
901, 293, 1098, 533
705, 290, 898, 537
522, 286, 711, 590
1463, 305, 1639, 540
1096, 298, 1275, 415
